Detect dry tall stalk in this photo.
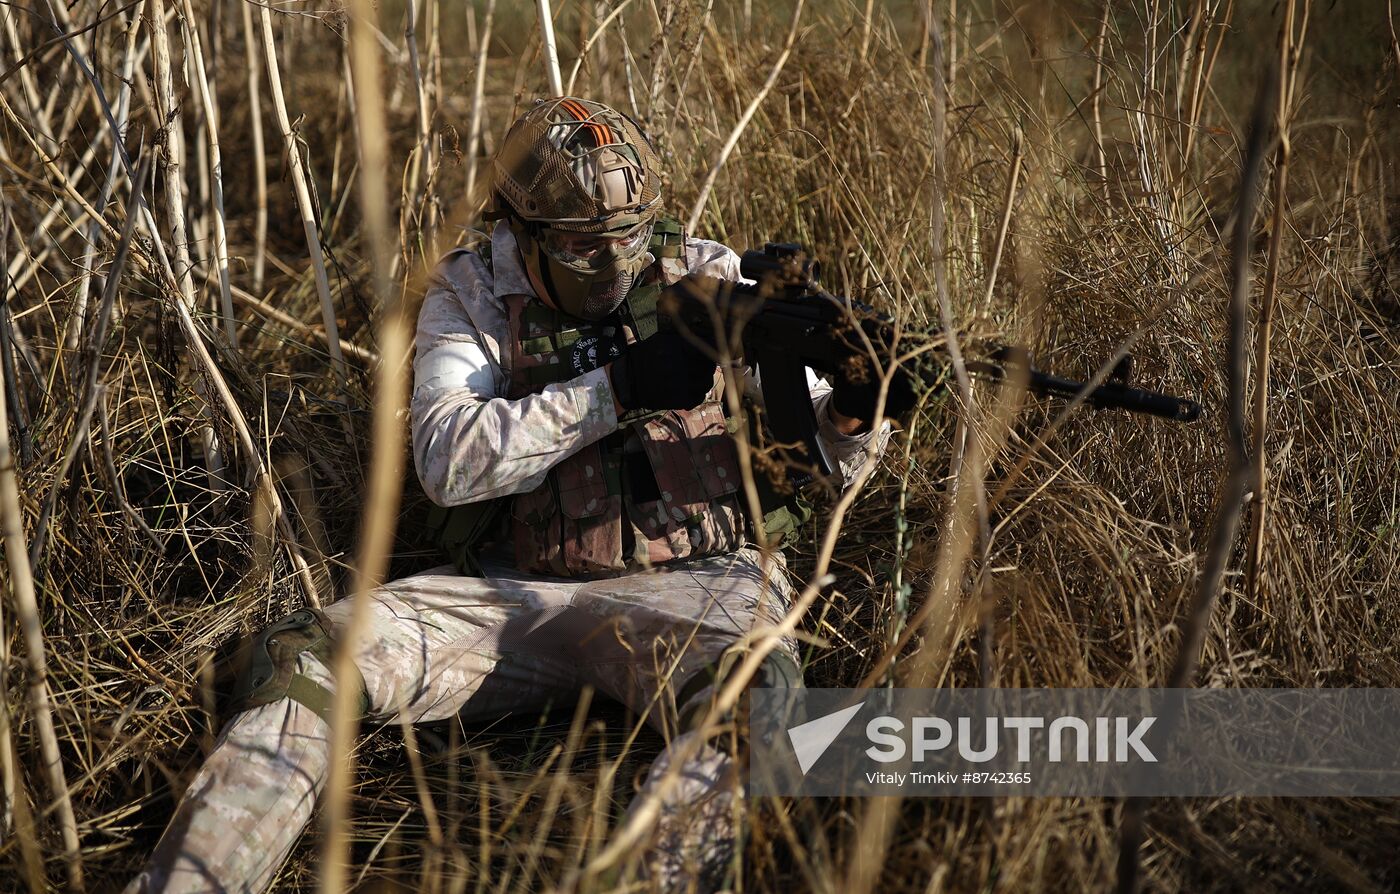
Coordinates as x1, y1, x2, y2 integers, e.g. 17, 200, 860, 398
147, 0, 195, 313
686, 0, 804, 234
536, 0, 563, 95
148, 0, 231, 495
1244, 0, 1308, 603
178, 0, 236, 348
463, 0, 496, 207
240, 0, 268, 293
256, 0, 346, 378
319, 0, 409, 887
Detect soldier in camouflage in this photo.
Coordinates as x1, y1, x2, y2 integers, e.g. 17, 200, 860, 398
129, 97, 912, 893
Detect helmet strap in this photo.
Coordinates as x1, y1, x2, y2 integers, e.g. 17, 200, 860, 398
534, 245, 564, 309
508, 217, 561, 312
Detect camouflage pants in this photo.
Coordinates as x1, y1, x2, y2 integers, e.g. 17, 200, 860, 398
128, 547, 798, 893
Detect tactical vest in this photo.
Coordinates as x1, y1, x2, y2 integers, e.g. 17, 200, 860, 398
508, 241, 750, 575
429, 219, 756, 577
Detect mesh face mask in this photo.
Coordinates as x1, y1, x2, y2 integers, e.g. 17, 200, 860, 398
513, 217, 653, 320
577, 268, 637, 319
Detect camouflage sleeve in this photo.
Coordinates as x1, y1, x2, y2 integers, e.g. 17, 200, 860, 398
683, 237, 747, 281
411, 251, 620, 507
811, 378, 893, 486
684, 237, 890, 487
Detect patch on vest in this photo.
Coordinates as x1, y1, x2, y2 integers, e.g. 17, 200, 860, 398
569, 333, 623, 376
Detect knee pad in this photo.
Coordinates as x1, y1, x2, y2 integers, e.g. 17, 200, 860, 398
676, 649, 803, 733
229, 608, 369, 724
751, 651, 802, 691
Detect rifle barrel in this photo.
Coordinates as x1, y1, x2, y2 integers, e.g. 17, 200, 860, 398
964, 359, 1202, 422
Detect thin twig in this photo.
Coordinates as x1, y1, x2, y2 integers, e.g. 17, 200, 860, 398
981, 132, 1024, 310
1092, 0, 1111, 202
0, 0, 142, 87
97, 388, 161, 548
1244, 0, 1307, 603
535, 0, 563, 95
403, 0, 432, 258
564, 0, 633, 94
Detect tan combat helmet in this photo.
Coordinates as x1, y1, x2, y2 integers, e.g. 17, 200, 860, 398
493, 98, 666, 319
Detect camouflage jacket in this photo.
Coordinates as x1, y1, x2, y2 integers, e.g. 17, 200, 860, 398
411, 222, 888, 566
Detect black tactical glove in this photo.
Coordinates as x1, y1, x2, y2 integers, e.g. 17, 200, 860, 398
830, 351, 920, 424
610, 329, 718, 411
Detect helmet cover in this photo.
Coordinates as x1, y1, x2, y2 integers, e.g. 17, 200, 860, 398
494, 97, 662, 230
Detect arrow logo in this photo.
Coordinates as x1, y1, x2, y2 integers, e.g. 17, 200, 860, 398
787, 701, 866, 775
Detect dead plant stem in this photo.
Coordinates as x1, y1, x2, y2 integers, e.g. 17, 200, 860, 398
535, 0, 563, 95
464, 0, 496, 207
178, 0, 235, 348
686, 0, 804, 235
257, 0, 347, 378
1244, 0, 1306, 603
241, 0, 268, 293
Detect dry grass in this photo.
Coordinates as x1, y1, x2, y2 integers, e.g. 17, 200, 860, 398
1, 0, 1398, 891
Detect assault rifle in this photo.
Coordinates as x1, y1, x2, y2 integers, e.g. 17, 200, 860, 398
658, 242, 1202, 486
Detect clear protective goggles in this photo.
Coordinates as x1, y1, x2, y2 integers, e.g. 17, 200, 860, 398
538, 218, 654, 274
